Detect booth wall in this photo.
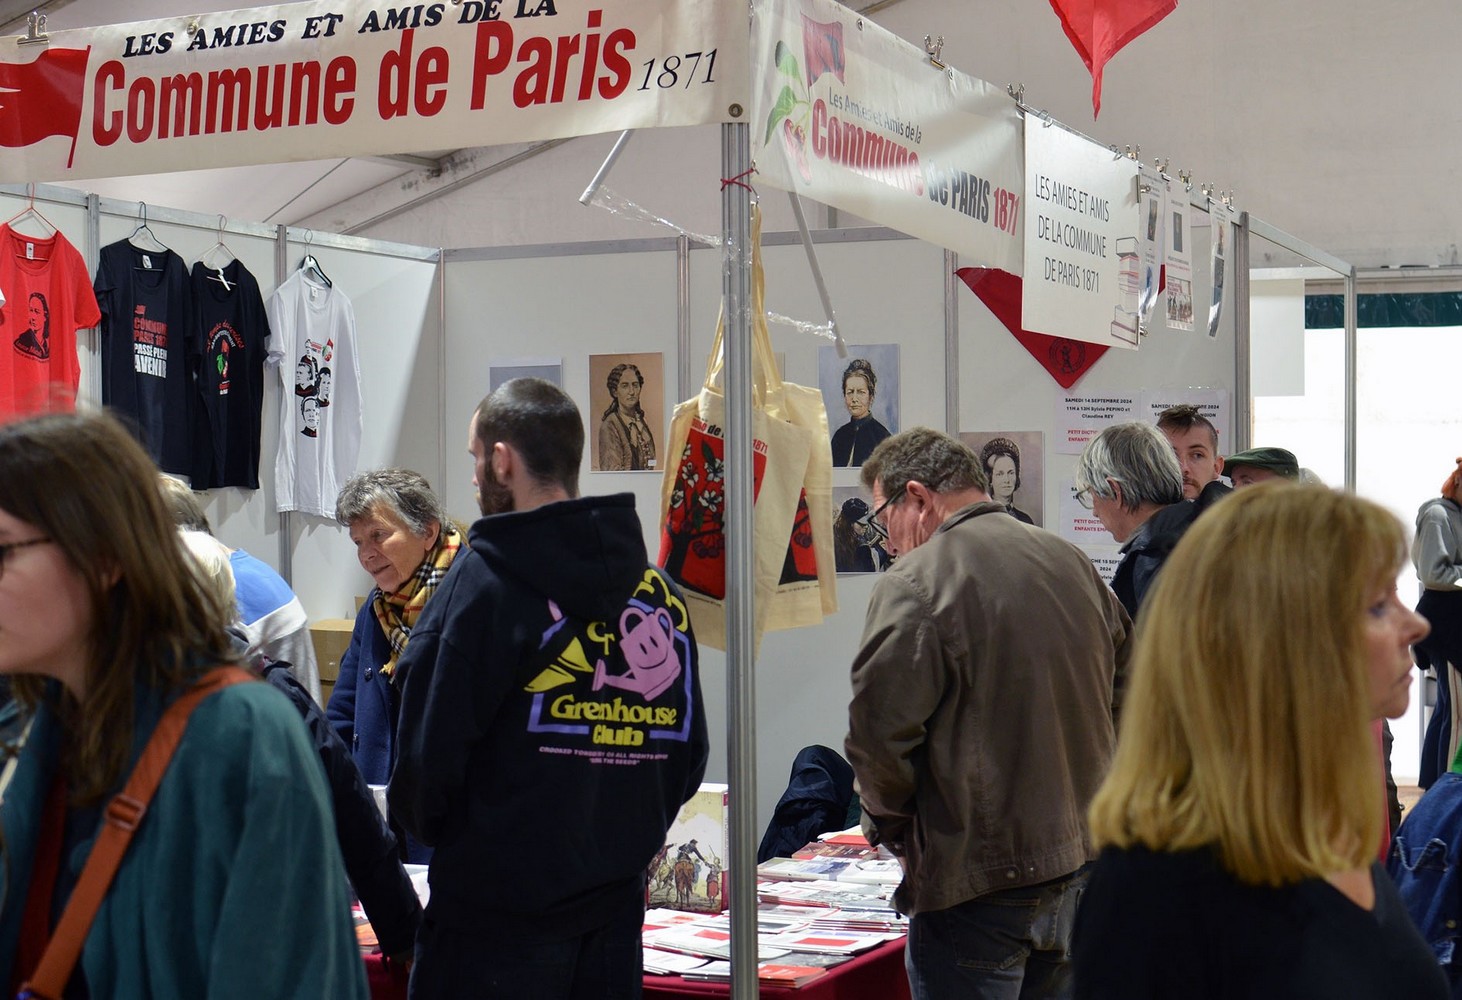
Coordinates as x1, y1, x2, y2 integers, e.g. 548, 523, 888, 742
444, 225, 1234, 834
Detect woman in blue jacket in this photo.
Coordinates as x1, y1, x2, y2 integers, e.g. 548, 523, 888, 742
326, 468, 461, 862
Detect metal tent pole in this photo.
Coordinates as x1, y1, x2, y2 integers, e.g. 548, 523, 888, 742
719, 121, 758, 1000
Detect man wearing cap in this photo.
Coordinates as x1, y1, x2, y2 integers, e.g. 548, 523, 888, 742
1225, 446, 1299, 488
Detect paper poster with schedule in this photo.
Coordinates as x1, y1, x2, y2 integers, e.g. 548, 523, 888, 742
1139, 389, 1231, 449
1021, 122, 1140, 350
1053, 393, 1138, 455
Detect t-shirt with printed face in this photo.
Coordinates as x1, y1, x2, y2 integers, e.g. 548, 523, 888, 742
0, 224, 100, 418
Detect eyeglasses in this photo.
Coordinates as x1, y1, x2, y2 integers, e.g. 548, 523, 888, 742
1075, 487, 1094, 510
865, 485, 908, 540
0, 537, 51, 576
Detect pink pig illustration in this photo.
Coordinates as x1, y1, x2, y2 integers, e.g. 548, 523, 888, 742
592, 605, 682, 701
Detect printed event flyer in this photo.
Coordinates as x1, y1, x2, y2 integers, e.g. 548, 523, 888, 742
750, 0, 1024, 274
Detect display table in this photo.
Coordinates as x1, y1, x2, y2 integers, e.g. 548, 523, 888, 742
363, 933, 911, 999
643, 937, 911, 1000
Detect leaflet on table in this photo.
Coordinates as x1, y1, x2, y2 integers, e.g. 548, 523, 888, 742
757, 856, 902, 885
1053, 394, 1139, 455
756, 878, 896, 909
762, 928, 902, 955
643, 924, 792, 961
642, 948, 711, 975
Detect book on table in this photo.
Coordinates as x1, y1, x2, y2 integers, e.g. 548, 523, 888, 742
646, 782, 728, 913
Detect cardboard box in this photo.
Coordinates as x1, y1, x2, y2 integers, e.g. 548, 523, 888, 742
310, 618, 355, 705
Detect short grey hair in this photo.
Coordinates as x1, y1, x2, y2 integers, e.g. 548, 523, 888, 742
861, 427, 989, 498
1075, 421, 1184, 513
335, 468, 448, 537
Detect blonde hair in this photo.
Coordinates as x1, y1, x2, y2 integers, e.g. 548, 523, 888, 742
179, 529, 237, 624
1088, 483, 1404, 885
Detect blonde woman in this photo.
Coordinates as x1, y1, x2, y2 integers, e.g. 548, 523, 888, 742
1074, 484, 1444, 999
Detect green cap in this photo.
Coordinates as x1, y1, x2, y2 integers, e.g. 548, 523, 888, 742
1225, 446, 1299, 479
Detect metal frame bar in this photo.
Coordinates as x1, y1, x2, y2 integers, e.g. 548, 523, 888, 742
1239, 215, 1357, 488
718, 123, 758, 1000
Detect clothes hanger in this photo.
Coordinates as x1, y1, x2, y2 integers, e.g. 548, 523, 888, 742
199, 215, 235, 291
3, 184, 58, 252
299, 229, 332, 288
127, 201, 169, 257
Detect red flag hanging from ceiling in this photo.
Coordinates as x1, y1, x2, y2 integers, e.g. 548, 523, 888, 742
0, 47, 91, 167
956, 266, 1109, 389
1047, 0, 1176, 116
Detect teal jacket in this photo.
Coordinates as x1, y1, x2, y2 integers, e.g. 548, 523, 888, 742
0, 679, 369, 998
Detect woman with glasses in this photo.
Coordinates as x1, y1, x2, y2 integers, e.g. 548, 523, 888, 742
1075, 484, 1442, 999
830, 358, 891, 468
0, 411, 366, 998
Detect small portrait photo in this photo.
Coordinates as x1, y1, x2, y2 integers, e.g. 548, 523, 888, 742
1172, 210, 1185, 254
831, 485, 892, 575
13, 290, 51, 361
958, 431, 1046, 528
489, 358, 564, 394
294, 354, 319, 397
590, 352, 664, 472
818, 344, 899, 468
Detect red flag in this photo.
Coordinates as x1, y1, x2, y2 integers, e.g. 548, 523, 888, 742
801, 15, 845, 88
1047, 0, 1175, 116
955, 267, 1109, 390
0, 47, 90, 166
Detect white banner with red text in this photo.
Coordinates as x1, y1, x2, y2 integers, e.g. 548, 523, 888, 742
0, 0, 748, 184
749, 0, 1024, 274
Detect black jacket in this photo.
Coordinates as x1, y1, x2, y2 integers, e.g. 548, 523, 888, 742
389, 494, 709, 935
257, 660, 423, 958
1111, 500, 1199, 621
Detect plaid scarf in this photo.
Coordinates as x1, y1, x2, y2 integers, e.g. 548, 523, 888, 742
372, 523, 462, 679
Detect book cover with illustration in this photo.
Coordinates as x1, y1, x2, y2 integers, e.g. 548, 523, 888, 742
647, 782, 728, 913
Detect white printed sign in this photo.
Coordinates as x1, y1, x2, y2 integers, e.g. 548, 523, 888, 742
0, 0, 748, 184
1022, 122, 1139, 349
751, 0, 1024, 274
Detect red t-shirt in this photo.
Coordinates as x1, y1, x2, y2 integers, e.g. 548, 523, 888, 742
0, 224, 100, 419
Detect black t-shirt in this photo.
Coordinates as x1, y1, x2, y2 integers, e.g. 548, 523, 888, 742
190, 260, 268, 489
1073, 844, 1447, 999
95, 241, 196, 475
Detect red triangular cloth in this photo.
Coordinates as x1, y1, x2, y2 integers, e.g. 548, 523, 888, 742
1048, 0, 1177, 116
955, 266, 1108, 390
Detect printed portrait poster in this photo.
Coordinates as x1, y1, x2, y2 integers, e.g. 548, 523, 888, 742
590, 352, 664, 472
818, 343, 899, 468
959, 431, 1045, 528
830, 484, 892, 574
1137, 163, 1167, 329
1165, 198, 1194, 331
489, 358, 563, 394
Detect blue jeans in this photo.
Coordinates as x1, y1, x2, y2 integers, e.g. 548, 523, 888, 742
408, 900, 644, 999
906, 867, 1091, 1000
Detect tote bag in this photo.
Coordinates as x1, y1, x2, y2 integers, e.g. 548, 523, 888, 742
658, 209, 835, 649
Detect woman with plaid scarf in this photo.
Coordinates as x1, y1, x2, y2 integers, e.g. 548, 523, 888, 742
326, 468, 462, 863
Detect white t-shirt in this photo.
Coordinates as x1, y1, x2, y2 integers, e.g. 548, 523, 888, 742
265, 271, 362, 517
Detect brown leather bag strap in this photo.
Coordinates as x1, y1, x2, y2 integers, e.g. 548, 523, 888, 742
19, 666, 254, 1000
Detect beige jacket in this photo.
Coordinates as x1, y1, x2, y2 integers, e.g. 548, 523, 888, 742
846, 502, 1131, 915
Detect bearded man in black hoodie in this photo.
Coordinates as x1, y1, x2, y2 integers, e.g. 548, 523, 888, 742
390, 377, 709, 998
